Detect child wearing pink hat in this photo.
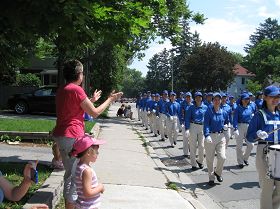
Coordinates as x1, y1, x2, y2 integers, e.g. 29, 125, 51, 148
69, 135, 106, 209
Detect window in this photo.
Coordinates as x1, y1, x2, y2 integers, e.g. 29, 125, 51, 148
241, 77, 245, 85
34, 88, 52, 96
51, 75, 57, 84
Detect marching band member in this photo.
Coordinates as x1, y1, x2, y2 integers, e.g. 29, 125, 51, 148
248, 92, 257, 113
158, 90, 169, 141
204, 93, 230, 186
247, 85, 280, 209
233, 92, 255, 168
176, 92, 185, 132
139, 93, 147, 127
220, 93, 233, 148
151, 93, 161, 137
143, 91, 152, 130
165, 92, 180, 147
185, 91, 208, 170
204, 92, 213, 107
255, 91, 264, 110
147, 94, 156, 133
181, 92, 193, 157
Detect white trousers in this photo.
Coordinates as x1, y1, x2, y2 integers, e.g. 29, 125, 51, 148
143, 110, 149, 128
137, 107, 141, 121
189, 123, 204, 167
204, 133, 226, 181
256, 144, 280, 209
182, 125, 190, 155
159, 113, 167, 139
151, 114, 160, 135
177, 116, 182, 132
236, 123, 254, 165
166, 116, 178, 146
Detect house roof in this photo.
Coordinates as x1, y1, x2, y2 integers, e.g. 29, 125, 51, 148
233, 64, 255, 77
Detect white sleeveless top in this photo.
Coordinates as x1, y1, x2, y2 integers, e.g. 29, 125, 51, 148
75, 163, 101, 209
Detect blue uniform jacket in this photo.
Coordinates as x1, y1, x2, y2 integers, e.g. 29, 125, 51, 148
255, 99, 263, 110
166, 101, 180, 117
233, 104, 254, 129
144, 97, 152, 111
185, 102, 208, 129
152, 101, 160, 116
147, 99, 155, 111
204, 107, 230, 137
247, 109, 280, 143
221, 103, 233, 124
204, 101, 213, 107
249, 101, 257, 113
139, 98, 146, 111
158, 99, 169, 114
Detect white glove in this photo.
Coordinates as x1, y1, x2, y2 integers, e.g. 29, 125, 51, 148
170, 116, 174, 121
152, 109, 156, 113
233, 129, 239, 137
205, 135, 212, 143
147, 111, 151, 115
257, 130, 269, 139
185, 129, 190, 138
223, 124, 228, 131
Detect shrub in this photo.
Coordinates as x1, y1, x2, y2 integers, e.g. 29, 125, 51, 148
16, 73, 41, 87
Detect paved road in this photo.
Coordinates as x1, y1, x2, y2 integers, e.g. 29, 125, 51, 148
129, 103, 260, 209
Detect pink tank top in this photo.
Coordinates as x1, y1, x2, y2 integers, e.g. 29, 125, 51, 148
75, 163, 101, 209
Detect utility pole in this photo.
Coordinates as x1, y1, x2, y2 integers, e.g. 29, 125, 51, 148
171, 52, 174, 92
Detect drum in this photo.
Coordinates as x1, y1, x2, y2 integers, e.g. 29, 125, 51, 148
268, 145, 280, 180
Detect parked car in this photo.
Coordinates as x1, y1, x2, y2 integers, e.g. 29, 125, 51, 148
8, 86, 57, 114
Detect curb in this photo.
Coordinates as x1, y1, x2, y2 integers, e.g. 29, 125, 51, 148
22, 124, 101, 209
131, 122, 207, 209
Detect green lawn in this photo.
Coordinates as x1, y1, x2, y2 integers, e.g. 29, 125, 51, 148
0, 118, 95, 133
0, 162, 53, 209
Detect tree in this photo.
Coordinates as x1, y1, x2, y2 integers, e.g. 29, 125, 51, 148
244, 18, 280, 53
120, 68, 145, 98
180, 42, 236, 91
145, 48, 172, 93
230, 51, 244, 64
246, 80, 262, 95
171, 22, 202, 91
243, 39, 280, 84
0, 0, 204, 89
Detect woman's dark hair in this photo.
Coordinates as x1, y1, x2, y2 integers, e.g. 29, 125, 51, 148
63, 59, 83, 82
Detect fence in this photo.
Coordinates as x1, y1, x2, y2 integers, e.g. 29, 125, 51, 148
0, 85, 37, 109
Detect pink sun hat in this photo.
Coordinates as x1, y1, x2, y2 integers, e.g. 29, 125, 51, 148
71, 134, 106, 157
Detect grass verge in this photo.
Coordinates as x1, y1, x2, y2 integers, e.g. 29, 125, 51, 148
133, 128, 150, 155
0, 162, 53, 209
0, 118, 95, 134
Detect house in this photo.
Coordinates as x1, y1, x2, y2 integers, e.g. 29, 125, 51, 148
20, 57, 58, 86
227, 64, 255, 98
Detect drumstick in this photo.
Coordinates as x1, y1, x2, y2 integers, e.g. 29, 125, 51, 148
254, 126, 280, 142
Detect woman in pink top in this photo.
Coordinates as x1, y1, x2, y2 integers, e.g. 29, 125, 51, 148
53, 59, 122, 209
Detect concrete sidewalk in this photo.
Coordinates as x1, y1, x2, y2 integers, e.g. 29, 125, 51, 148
1, 103, 202, 209
94, 103, 198, 209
